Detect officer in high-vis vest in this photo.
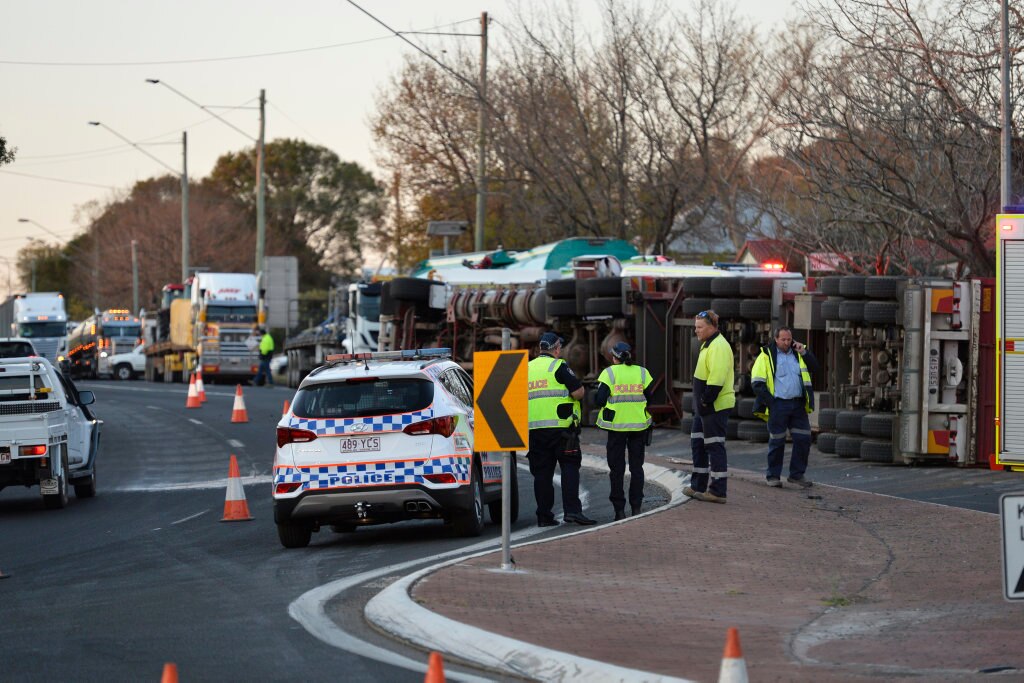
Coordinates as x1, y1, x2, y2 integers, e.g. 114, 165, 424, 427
685, 309, 735, 504
594, 342, 654, 521
527, 332, 596, 527
751, 326, 820, 488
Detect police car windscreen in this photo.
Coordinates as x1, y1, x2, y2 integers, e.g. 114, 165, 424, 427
293, 378, 433, 419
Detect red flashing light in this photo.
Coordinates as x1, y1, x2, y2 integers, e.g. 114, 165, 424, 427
424, 473, 457, 484
277, 427, 317, 448
762, 261, 784, 271
403, 416, 456, 438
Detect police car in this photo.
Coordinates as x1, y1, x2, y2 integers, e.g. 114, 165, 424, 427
272, 348, 517, 548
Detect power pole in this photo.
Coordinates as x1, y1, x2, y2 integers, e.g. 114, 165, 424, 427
181, 131, 190, 283
256, 88, 267, 276
31, 258, 36, 292
474, 12, 489, 253
1002, 0, 1012, 209
131, 239, 139, 315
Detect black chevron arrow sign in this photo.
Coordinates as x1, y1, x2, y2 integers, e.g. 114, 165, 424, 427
477, 353, 526, 449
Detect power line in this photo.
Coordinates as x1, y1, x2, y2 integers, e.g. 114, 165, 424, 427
267, 101, 327, 148
0, 169, 120, 190
0, 19, 479, 67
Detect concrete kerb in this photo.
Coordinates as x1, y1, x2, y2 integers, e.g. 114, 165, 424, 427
364, 454, 693, 683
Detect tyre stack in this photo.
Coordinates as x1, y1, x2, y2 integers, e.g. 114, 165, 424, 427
815, 274, 904, 464
577, 277, 624, 317
544, 278, 578, 319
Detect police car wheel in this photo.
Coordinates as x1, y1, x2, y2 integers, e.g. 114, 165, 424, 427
453, 465, 485, 537
43, 446, 69, 510
277, 520, 313, 548
487, 467, 519, 524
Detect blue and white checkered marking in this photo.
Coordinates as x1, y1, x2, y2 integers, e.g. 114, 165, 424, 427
287, 408, 435, 435
274, 456, 471, 490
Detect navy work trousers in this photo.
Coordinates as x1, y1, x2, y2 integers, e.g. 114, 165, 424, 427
606, 429, 646, 511
766, 397, 812, 480
690, 409, 729, 497
254, 357, 274, 386
527, 427, 583, 523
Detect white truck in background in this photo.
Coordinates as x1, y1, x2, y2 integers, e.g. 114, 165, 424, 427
0, 292, 68, 364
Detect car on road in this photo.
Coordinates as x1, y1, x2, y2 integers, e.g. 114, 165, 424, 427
0, 337, 38, 358
272, 348, 516, 548
0, 356, 102, 508
100, 342, 146, 380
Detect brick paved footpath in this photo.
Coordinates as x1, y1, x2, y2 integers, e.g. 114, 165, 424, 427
413, 445, 1023, 681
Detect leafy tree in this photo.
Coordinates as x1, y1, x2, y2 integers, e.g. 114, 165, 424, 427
208, 139, 384, 288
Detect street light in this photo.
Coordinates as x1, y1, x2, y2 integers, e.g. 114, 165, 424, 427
88, 121, 190, 283
146, 79, 267, 277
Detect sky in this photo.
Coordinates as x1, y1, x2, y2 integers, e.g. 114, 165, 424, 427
0, 0, 797, 300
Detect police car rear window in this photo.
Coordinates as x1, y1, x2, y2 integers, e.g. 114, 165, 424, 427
293, 378, 433, 419
0, 342, 35, 358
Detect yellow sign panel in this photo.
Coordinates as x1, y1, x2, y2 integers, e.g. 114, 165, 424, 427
473, 350, 529, 452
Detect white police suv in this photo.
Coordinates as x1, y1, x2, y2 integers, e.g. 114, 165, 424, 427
272, 348, 517, 548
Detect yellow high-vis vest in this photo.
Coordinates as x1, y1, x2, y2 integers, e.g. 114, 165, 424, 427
527, 356, 579, 429
595, 364, 653, 431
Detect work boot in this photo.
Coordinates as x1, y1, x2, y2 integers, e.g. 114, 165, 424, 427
563, 512, 597, 526
698, 491, 727, 504
630, 504, 641, 516
537, 518, 559, 528
613, 509, 627, 521
787, 477, 813, 488
766, 477, 783, 488
683, 486, 703, 499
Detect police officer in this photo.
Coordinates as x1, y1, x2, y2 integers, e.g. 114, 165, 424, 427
254, 327, 275, 386
751, 326, 820, 487
685, 310, 734, 504
594, 342, 653, 520
527, 332, 596, 526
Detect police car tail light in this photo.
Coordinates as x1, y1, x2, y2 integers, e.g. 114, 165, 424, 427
275, 482, 302, 494
424, 473, 457, 484
277, 427, 317, 448
19, 444, 47, 456
403, 416, 456, 438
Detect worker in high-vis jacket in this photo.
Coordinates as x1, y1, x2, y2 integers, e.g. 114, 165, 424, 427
594, 342, 654, 521
685, 310, 735, 504
751, 326, 820, 488
527, 332, 596, 527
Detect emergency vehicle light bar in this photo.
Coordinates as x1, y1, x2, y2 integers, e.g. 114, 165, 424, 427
324, 348, 452, 364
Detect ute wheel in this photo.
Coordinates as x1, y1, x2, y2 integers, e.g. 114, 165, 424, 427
277, 521, 313, 548
681, 298, 712, 317
584, 297, 623, 317
860, 439, 895, 463
487, 463, 519, 524
739, 277, 774, 298
115, 364, 134, 381
73, 454, 97, 498
545, 279, 577, 299
546, 299, 577, 318
710, 278, 742, 297
737, 420, 769, 442
389, 277, 432, 302
43, 446, 69, 510
709, 298, 742, 319
816, 432, 839, 454
739, 299, 772, 320
453, 465, 485, 537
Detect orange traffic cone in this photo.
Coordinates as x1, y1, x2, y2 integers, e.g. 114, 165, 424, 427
185, 373, 201, 409
230, 384, 249, 423
424, 651, 445, 683
196, 369, 207, 403
221, 454, 253, 522
717, 627, 749, 683
282, 399, 290, 416
160, 662, 178, 683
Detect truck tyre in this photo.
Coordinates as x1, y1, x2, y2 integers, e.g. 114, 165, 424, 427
864, 301, 899, 325
727, 419, 741, 439
529, 290, 547, 323
737, 420, 769, 442
43, 446, 69, 510
817, 408, 841, 431
739, 299, 772, 320
277, 520, 313, 548
816, 431, 839, 454
487, 463, 519, 524
584, 297, 623, 316
453, 464, 485, 537
578, 277, 622, 298
680, 415, 694, 434
389, 277, 432, 303
545, 279, 577, 299
710, 278, 742, 297
822, 299, 843, 321
380, 283, 395, 316
861, 412, 896, 439
115, 363, 134, 381
682, 277, 715, 297
739, 277, 774, 298
819, 277, 843, 296
864, 276, 905, 299
546, 299, 577, 318
681, 392, 694, 414
836, 410, 868, 434
860, 439, 895, 463
838, 276, 867, 298
838, 300, 866, 321
737, 396, 757, 419
835, 435, 866, 458
681, 298, 712, 317
709, 298, 742, 319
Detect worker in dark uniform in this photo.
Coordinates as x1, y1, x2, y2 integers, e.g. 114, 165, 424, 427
594, 341, 654, 520
685, 309, 735, 504
752, 326, 820, 487
527, 332, 596, 526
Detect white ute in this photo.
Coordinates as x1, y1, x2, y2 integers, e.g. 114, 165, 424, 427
0, 357, 101, 508
101, 343, 146, 380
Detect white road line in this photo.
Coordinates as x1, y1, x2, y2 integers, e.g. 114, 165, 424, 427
228, 439, 245, 449
115, 475, 272, 492
170, 510, 209, 525
188, 418, 203, 425
147, 405, 161, 410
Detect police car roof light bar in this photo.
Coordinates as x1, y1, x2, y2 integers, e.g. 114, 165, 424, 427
323, 348, 452, 365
